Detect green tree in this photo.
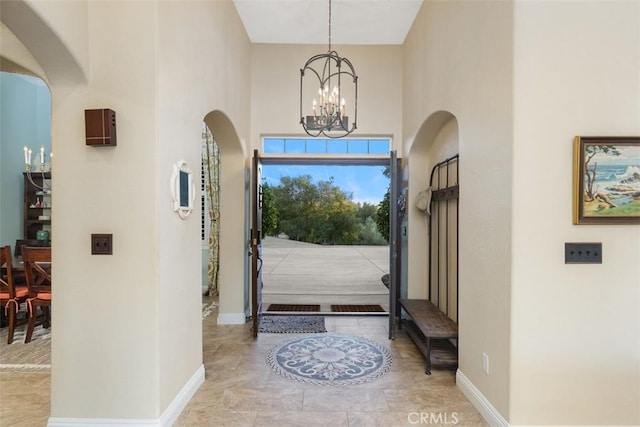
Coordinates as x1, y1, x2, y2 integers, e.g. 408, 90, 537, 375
271, 175, 362, 244
272, 175, 322, 242
355, 202, 385, 244
261, 182, 278, 236
359, 216, 387, 245
270, 174, 389, 245
375, 166, 391, 241
356, 202, 378, 223
321, 182, 359, 244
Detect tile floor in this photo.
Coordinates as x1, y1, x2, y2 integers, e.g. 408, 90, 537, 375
174, 300, 486, 426
0, 298, 486, 427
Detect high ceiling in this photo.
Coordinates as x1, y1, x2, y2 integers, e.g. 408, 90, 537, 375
233, 0, 424, 45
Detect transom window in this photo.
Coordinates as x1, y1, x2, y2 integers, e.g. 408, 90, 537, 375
263, 137, 390, 155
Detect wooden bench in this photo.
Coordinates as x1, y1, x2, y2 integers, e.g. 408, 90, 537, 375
399, 299, 458, 374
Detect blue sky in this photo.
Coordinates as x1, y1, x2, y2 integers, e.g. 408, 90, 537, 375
262, 164, 389, 205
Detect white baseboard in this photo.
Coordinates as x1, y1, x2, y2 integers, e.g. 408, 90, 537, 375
158, 365, 204, 426
216, 312, 246, 324
47, 365, 205, 427
456, 369, 510, 427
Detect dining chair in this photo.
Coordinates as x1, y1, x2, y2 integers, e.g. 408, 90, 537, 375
14, 239, 48, 258
21, 245, 52, 343
13, 240, 48, 284
0, 245, 29, 344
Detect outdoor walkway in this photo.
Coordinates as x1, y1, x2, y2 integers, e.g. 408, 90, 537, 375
261, 237, 390, 312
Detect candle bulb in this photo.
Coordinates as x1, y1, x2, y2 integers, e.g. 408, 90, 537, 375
27, 148, 32, 165
24, 146, 29, 164
40, 146, 45, 164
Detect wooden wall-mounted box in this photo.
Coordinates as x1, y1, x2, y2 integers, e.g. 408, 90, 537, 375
85, 109, 117, 146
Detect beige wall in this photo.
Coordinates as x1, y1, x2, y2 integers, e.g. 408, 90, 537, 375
156, 0, 251, 409
250, 44, 403, 152
405, 0, 639, 425
511, 1, 640, 424
1, 0, 251, 422
50, 1, 161, 418
403, 0, 514, 418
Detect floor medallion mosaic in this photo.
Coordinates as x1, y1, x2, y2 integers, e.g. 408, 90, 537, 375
266, 333, 392, 386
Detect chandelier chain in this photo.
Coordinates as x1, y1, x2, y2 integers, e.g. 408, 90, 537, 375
328, 0, 332, 52
300, 0, 357, 138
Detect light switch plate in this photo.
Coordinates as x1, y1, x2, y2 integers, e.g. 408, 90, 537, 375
565, 242, 601, 264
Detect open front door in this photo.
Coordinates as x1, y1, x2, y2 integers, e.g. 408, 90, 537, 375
251, 149, 263, 337
389, 150, 402, 339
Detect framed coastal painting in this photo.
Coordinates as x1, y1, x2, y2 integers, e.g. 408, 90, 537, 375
573, 136, 640, 224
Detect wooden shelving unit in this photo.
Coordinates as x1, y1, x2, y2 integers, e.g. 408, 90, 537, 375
23, 172, 52, 241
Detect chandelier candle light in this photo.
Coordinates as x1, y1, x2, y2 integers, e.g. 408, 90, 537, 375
300, 0, 358, 138
23, 145, 52, 193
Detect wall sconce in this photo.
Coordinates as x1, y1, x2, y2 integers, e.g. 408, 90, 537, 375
85, 109, 117, 146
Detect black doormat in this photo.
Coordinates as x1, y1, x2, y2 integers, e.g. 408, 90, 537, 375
266, 304, 321, 312
259, 315, 326, 334
330, 304, 386, 313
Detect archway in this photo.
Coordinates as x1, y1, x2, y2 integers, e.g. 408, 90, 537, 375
406, 111, 459, 301
0, 2, 87, 424
203, 110, 248, 324
1, 1, 86, 85
0, 72, 52, 247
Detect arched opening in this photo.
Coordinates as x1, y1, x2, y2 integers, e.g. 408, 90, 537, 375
406, 111, 459, 302
0, 1, 86, 85
0, 71, 52, 347
203, 110, 248, 324
399, 110, 461, 374
0, 3, 79, 418
0, 72, 52, 245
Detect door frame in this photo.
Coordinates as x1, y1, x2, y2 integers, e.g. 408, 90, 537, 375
388, 150, 402, 339
251, 149, 263, 337
250, 152, 403, 334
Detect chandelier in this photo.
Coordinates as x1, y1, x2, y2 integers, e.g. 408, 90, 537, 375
300, 0, 358, 138
23, 145, 52, 193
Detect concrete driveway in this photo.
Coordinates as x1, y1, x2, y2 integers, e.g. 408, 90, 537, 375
261, 237, 390, 312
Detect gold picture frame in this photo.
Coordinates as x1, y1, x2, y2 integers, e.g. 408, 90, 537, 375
573, 136, 640, 224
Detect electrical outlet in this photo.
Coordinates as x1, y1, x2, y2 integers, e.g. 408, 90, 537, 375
565, 242, 602, 264
482, 352, 489, 374
91, 234, 113, 255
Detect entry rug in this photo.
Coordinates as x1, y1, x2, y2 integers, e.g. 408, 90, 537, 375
259, 315, 326, 334
266, 333, 392, 386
